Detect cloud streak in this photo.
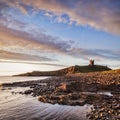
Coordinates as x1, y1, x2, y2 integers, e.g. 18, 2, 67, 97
68, 48, 120, 61
0, 25, 120, 62
0, 50, 54, 62
1, 0, 120, 34
0, 59, 65, 67
0, 25, 73, 54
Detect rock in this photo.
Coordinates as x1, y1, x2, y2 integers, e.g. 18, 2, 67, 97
87, 96, 120, 120
70, 93, 80, 100
87, 83, 98, 92
38, 96, 46, 103
24, 90, 33, 94
50, 95, 61, 101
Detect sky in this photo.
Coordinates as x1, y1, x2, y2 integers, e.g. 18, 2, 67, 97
0, 0, 120, 75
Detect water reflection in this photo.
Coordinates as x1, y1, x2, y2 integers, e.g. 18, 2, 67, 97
0, 76, 48, 84
0, 87, 92, 120
81, 91, 113, 96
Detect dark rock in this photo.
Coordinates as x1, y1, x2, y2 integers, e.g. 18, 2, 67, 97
70, 93, 80, 100
24, 90, 33, 94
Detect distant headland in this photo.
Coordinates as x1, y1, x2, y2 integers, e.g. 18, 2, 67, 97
15, 60, 111, 76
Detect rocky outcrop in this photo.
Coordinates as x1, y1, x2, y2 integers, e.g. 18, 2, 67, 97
87, 96, 120, 120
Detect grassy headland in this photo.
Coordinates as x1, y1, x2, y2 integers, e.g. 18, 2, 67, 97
16, 65, 111, 76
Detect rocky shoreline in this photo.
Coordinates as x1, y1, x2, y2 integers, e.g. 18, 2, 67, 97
87, 95, 120, 120
2, 72, 120, 119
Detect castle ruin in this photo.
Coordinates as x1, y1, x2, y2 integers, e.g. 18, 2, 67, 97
89, 59, 94, 66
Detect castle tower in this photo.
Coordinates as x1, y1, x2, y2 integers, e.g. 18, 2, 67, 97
89, 59, 94, 66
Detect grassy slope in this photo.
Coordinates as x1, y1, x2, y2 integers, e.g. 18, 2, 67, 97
17, 65, 111, 76
102, 69, 120, 74
73, 65, 111, 73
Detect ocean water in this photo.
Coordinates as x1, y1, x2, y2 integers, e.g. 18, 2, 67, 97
0, 76, 92, 120
0, 76, 48, 84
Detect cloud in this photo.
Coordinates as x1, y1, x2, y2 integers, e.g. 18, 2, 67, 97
67, 48, 120, 61
0, 25, 73, 54
0, 1, 120, 63
1, 0, 120, 34
0, 50, 55, 62
0, 59, 65, 67
44, 12, 68, 23
0, 25, 120, 62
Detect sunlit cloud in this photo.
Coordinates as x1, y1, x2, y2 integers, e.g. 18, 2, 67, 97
0, 50, 54, 62
1, 0, 120, 34
0, 59, 65, 67
0, 26, 73, 54
0, 25, 120, 62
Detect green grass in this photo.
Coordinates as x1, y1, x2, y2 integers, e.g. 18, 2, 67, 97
73, 65, 111, 73
17, 65, 111, 76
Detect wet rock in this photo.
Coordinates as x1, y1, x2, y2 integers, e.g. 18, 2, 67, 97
87, 96, 120, 120
70, 93, 80, 100
66, 82, 82, 92
24, 90, 33, 95
87, 83, 98, 92
38, 96, 46, 103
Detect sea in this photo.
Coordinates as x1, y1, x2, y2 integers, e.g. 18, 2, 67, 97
0, 76, 91, 120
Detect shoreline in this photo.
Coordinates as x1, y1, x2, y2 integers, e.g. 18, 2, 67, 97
2, 72, 120, 119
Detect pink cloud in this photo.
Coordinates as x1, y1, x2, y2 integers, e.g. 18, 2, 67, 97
1, 0, 119, 34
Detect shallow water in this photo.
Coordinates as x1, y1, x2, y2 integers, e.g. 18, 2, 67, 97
0, 76, 48, 84
81, 91, 113, 96
0, 87, 92, 120
0, 77, 92, 120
